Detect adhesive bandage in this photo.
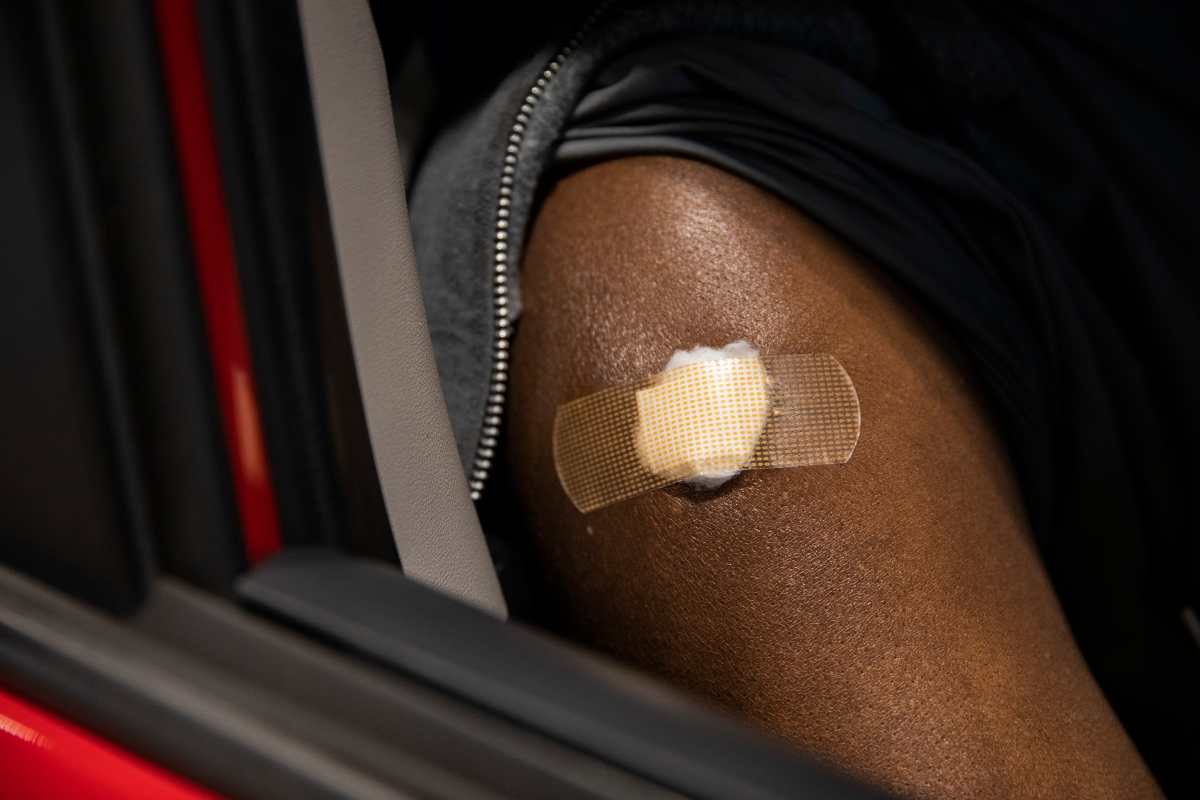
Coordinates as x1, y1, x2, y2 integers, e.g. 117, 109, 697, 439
553, 343, 861, 513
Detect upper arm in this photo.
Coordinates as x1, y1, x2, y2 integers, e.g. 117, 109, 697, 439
505, 156, 1157, 798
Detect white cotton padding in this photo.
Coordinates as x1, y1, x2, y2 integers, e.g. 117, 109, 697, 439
654, 340, 766, 490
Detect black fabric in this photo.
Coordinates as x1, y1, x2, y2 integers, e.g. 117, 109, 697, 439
410, 1, 1199, 790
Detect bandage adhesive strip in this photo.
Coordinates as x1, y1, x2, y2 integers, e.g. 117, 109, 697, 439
554, 353, 861, 513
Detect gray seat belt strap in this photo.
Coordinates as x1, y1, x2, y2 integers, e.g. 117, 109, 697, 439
297, 0, 506, 616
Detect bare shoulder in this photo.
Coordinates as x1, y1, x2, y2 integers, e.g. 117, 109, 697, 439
506, 156, 1158, 798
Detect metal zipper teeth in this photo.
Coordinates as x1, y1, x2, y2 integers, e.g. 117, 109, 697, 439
469, 4, 612, 501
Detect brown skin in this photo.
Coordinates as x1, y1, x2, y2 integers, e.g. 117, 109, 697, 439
504, 156, 1160, 798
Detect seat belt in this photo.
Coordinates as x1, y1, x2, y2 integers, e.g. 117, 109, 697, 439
296, 0, 506, 617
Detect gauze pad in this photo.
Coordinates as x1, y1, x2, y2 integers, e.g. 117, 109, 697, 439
553, 347, 861, 513
636, 342, 771, 490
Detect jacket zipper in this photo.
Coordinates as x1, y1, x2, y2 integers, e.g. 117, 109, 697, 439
469, 4, 612, 501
